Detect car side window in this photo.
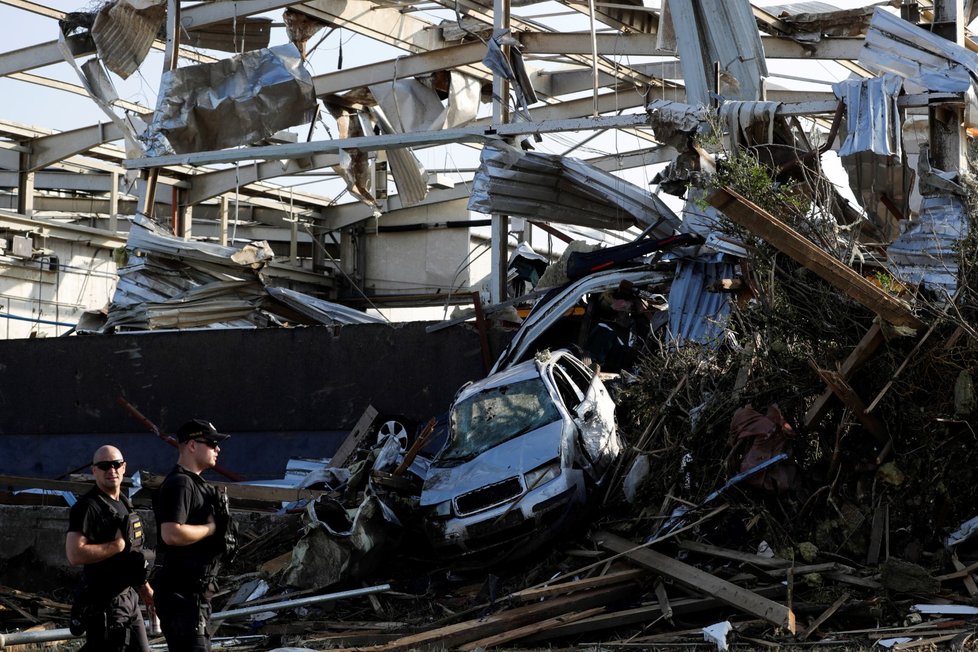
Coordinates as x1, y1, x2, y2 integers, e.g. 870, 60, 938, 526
552, 367, 583, 410
557, 357, 594, 396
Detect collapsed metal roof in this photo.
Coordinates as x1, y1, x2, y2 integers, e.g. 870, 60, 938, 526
0, 0, 975, 319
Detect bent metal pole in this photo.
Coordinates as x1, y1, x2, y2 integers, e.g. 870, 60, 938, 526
0, 583, 392, 648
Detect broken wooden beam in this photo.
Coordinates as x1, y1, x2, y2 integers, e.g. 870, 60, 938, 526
137, 471, 328, 504
677, 539, 793, 569
798, 591, 850, 641
595, 531, 796, 633
811, 366, 888, 442
331, 584, 635, 651
709, 187, 923, 331
804, 322, 884, 429
327, 404, 379, 468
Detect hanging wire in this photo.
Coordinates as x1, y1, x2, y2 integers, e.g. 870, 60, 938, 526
301, 223, 391, 323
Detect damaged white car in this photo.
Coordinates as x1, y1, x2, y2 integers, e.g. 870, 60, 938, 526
420, 350, 621, 559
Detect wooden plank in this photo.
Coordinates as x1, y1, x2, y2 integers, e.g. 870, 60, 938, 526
510, 568, 646, 602
951, 552, 978, 597
330, 584, 633, 652
709, 188, 923, 331
867, 503, 885, 565
0, 474, 99, 494
822, 572, 882, 589
804, 322, 884, 429
595, 531, 796, 633
524, 585, 786, 643
813, 367, 888, 443
137, 471, 329, 504
798, 591, 849, 640
458, 607, 606, 651
767, 562, 855, 577
327, 404, 379, 468
654, 580, 672, 621
677, 540, 793, 569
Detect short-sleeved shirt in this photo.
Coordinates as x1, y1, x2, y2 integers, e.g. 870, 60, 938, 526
67, 488, 133, 598
153, 465, 219, 584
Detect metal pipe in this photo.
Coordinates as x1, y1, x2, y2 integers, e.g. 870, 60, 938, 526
212, 582, 392, 620
0, 583, 392, 648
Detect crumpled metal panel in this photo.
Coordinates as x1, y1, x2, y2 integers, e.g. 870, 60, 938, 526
125, 213, 275, 268
833, 74, 908, 241
834, 74, 902, 158
666, 258, 735, 347
886, 194, 968, 297
265, 286, 386, 325
668, 0, 767, 105
145, 44, 317, 155
860, 7, 978, 93
369, 105, 428, 207
469, 140, 682, 234
103, 214, 382, 331
91, 0, 165, 79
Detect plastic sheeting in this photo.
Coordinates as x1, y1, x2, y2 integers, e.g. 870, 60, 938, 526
469, 140, 682, 234
144, 44, 317, 156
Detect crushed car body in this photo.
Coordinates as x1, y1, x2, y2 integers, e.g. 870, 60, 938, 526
419, 349, 620, 560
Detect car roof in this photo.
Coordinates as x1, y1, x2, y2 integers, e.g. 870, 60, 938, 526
454, 350, 574, 403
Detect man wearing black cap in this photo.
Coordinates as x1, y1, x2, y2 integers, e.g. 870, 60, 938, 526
150, 419, 232, 652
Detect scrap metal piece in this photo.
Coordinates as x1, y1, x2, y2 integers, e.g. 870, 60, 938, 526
666, 258, 735, 347
469, 140, 682, 233
144, 44, 317, 156
834, 74, 909, 239
667, 0, 767, 105
886, 193, 968, 297
859, 7, 978, 94
91, 0, 165, 79
369, 105, 428, 207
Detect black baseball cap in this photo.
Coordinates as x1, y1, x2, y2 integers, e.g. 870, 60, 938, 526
175, 419, 230, 444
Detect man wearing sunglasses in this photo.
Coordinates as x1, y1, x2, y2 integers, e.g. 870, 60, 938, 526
65, 445, 154, 651
150, 419, 231, 652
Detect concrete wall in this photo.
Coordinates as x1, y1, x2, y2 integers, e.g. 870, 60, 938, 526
0, 321, 507, 479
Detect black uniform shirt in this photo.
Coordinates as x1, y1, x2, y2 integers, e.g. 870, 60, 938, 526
67, 488, 132, 597
153, 465, 218, 582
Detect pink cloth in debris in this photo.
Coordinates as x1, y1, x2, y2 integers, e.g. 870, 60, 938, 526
729, 404, 798, 494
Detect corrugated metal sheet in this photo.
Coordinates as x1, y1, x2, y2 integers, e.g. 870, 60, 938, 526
833, 74, 909, 240
834, 74, 902, 158
91, 0, 165, 79
666, 259, 735, 347
668, 0, 767, 105
886, 194, 968, 297
101, 214, 383, 331
469, 140, 682, 235
859, 7, 978, 93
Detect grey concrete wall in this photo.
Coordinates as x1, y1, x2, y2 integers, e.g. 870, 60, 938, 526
0, 322, 509, 479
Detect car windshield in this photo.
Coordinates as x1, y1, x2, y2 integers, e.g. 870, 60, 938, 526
439, 377, 562, 461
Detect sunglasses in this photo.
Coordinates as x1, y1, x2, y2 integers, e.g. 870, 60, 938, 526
193, 438, 220, 449
94, 459, 125, 471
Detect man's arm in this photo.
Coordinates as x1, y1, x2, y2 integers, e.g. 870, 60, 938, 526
65, 531, 125, 566
160, 518, 216, 546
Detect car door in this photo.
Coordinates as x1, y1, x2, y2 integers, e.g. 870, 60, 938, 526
554, 355, 619, 479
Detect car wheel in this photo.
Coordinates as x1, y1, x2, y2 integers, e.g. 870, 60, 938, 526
375, 415, 414, 452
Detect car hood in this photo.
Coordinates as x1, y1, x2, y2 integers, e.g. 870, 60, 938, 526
419, 421, 562, 506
